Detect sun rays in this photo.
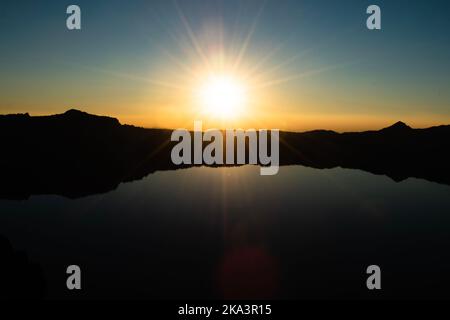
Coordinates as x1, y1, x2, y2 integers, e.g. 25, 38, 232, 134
74, 0, 346, 130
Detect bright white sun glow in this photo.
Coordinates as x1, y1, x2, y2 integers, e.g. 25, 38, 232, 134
198, 75, 247, 119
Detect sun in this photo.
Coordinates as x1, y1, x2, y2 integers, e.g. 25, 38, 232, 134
197, 74, 247, 119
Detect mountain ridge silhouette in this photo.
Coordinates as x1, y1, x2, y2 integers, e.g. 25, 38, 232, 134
1, 109, 449, 199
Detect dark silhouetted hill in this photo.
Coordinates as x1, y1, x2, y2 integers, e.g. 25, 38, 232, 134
1, 110, 449, 199
0, 234, 46, 299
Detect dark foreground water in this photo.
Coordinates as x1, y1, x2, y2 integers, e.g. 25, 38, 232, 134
1, 165, 450, 299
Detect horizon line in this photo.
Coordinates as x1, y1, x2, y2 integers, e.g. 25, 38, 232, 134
1, 108, 450, 134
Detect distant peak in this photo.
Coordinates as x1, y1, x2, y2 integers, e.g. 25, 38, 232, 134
381, 121, 411, 131
392, 121, 410, 128
64, 109, 87, 116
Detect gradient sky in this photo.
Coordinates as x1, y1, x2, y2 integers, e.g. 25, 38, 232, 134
1, 0, 450, 131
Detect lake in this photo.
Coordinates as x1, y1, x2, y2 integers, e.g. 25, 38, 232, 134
1, 165, 450, 299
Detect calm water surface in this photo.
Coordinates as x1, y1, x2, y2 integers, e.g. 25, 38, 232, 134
1, 165, 450, 299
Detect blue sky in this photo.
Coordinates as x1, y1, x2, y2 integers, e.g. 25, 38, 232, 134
1, 0, 449, 130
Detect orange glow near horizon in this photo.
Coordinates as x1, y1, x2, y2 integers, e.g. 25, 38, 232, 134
114, 110, 450, 133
